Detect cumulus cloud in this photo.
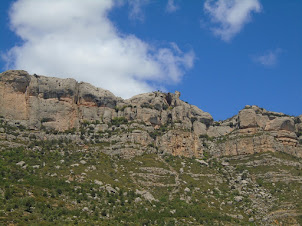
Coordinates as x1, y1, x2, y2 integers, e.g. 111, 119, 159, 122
204, 0, 261, 41
253, 49, 282, 66
4, 0, 194, 98
166, 0, 179, 13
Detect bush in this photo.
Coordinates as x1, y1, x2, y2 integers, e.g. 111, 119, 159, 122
199, 134, 214, 141
111, 117, 128, 126
41, 118, 53, 123
203, 151, 210, 160
141, 103, 153, 109
148, 143, 156, 148
57, 188, 62, 195
294, 117, 301, 124
114, 105, 131, 112
17, 125, 26, 131
64, 128, 76, 134
296, 131, 302, 137
149, 125, 168, 139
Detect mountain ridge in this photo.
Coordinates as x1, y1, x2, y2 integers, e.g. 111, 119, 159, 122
0, 70, 301, 159
1, 70, 302, 225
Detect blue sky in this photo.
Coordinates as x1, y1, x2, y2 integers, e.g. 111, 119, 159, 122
0, 0, 301, 120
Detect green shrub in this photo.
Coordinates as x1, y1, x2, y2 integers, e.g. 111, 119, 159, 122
41, 118, 53, 123
64, 127, 76, 134
114, 105, 131, 112
296, 131, 302, 137
148, 143, 156, 148
199, 134, 214, 141
111, 117, 128, 126
141, 103, 153, 109
149, 125, 168, 139
294, 117, 301, 124
203, 151, 210, 160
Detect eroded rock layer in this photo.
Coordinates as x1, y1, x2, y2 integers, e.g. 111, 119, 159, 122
0, 70, 301, 158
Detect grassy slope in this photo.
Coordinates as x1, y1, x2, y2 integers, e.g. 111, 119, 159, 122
0, 120, 302, 225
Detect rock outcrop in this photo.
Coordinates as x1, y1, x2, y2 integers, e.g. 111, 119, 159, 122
0, 70, 121, 130
207, 105, 302, 158
0, 70, 212, 130
0, 70, 301, 158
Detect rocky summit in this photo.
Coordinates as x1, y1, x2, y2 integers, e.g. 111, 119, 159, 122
1, 70, 301, 159
0, 70, 302, 225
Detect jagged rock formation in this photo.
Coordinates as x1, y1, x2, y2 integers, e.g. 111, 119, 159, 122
0, 70, 301, 158
0, 70, 120, 130
1, 70, 302, 225
0, 70, 211, 130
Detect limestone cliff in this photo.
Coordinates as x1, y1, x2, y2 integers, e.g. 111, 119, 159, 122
0, 70, 301, 158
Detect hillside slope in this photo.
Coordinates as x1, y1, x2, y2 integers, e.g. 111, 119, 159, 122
0, 70, 302, 224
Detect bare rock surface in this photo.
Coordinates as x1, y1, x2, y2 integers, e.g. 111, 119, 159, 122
0, 70, 301, 159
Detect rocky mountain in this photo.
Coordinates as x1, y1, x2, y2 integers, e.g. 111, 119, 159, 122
1, 70, 301, 159
0, 70, 302, 225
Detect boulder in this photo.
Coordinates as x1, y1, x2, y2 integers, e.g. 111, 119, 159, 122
265, 117, 295, 132
238, 109, 258, 129
207, 125, 232, 137
0, 70, 31, 93
184, 187, 191, 193
94, 180, 103, 186
193, 121, 207, 136
16, 161, 25, 166
234, 196, 243, 202
103, 109, 112, 123
195, 159, 209, 166
134, 197, 142, 203
256, 114, 269, 129
80, 160, 87, 164
105, 185, 117, 194
190, 105, 213, 127
78, 82, 118, 108
135, 189, 158, 202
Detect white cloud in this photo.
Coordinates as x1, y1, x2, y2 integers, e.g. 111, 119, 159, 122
166, 0, 179, 13
128, 0, 149, 22
253, 49, 282, 66
4, 0, 194, 99
204, 0, 261, 41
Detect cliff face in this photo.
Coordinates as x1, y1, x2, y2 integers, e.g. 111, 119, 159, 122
0, 70, 119, 130
0, 70, 301, 158
208, 106, 302, 158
